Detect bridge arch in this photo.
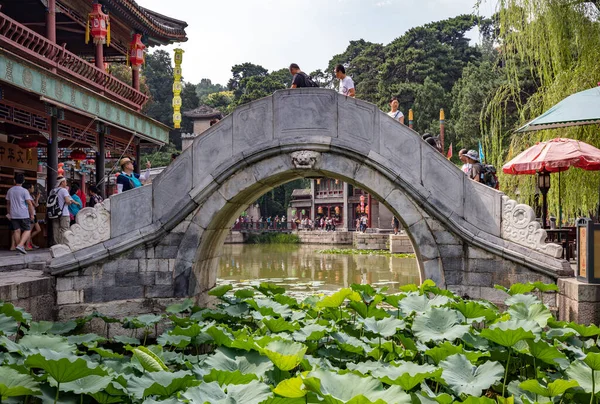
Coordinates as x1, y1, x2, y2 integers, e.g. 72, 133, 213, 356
50, 89, 572, 314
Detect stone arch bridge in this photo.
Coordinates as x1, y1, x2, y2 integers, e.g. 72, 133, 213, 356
49, 89, 572, 319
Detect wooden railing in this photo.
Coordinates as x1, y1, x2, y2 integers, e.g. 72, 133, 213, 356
0, 12, 148, 111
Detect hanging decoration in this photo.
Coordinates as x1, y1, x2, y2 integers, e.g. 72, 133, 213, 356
70, 149, 87, 169
127, 34, 145, 70
365, 205, 370, 215
172, 48, 184, 129
335, 206, 340, 215
316, 178, 321, 185
58, 162, 65, 177
318, 207, 323, 214
85, 3, 111, 46
360, 194, 365, 213
17, 138, 38, 160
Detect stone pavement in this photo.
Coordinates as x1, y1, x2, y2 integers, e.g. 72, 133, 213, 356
0, 249, 51, 272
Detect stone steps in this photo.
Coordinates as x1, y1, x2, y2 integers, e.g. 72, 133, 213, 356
0, 250, 51, 272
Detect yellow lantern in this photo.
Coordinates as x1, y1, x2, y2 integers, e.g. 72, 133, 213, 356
173, 81, 182, 95
174, 48, 184, 65
172, 96, 182, 109
173, 112, 182, 129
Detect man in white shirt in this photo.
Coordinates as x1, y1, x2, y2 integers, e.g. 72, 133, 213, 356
335, 64, 355, 97
6, 173, 35, 254
387, 97, 405, 124
50, 176, 79, 245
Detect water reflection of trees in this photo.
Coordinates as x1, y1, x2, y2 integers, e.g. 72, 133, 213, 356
218, 244, 420, 292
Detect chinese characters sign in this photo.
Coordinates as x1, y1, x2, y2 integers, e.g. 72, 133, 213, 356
0, 141, 38, 171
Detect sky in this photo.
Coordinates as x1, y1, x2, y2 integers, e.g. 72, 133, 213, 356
137, 0, 496, 86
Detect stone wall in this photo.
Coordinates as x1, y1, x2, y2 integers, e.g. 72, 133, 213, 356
298, 231, 353, 245
353, 233, 388, 250
557, 278, 600, 325
224, 231, 246, 244
389, 234, 414, 254
0, 271, 55, 320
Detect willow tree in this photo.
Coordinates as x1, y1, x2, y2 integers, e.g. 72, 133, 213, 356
484, 0, 600, 221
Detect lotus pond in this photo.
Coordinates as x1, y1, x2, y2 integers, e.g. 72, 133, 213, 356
1, 281, 600, 403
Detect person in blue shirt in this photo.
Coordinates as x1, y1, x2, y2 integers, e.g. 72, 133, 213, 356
117, 157, 151, 193
68, 183, 83, 225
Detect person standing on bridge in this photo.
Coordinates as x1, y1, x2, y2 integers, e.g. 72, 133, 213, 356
465, 150, 482, 183
290, 63, 319, 88
117, 157, 151, 193
335, 65, 355, 98
387, 97, 405, 124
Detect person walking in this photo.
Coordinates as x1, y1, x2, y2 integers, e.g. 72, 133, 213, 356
465, 150, 482, 183
117, 157, 151, 193
458, 149, 471, 174
5, 173, 35, 254
49, 176, 79, 245
290, 63, 318, 88
387, 97, 405, 124
392, 216, 400, 235
335, 64, 355, 97
68, 183, 83, 225
25, 183, 41, 250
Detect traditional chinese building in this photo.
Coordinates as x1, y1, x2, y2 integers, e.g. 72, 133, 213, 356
289, 179, 394, 231
0, 0, 187, 248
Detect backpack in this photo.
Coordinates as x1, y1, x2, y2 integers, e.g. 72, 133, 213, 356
47, 189, 63, 219
299, 72, 319, 88
480, 164, 499, 189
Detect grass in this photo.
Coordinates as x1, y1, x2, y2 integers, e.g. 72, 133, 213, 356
246, 232, 301, 244
317, 248, 415, 259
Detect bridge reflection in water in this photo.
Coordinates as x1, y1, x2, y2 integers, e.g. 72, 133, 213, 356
218, 244, 420, 297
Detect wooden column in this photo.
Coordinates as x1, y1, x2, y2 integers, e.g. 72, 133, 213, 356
95, 43, 104, 70
46, 0, 56, 43
135, 142, 141, 174
96, 130, 105, 198
367, 193, 372, 229
47, 115, 58, 245
132, 69, 140, 92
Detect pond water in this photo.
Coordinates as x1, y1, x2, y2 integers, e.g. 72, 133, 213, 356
217, 244, 420, 298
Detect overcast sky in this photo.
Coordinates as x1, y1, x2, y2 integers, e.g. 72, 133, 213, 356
137, 0, 495, 86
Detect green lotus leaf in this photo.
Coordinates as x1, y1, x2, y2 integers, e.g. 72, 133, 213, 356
384, 294, 406, 309
0, 366, 41, 399
208, 284, 233, 297
452, 301, 498, 322
361, 317, 405, 338
127, 370, 200, 399
204, 347, 273, 378
412, 308, 470, 343
566, 361, 600, 394
135, 314, 163, 327
141, 398, 181, 404
263, 316, 300, 333
247, 298, 292, 318
524, 339, 567, 365
171, 323, 203, 338
415, 390, 454, 404
292, 323, 328, 342
203, 368, 258, 385
131, 346, 169, 372
0, 302, 32, 324
258, 340, 307, 371
519, 379, 578, 397
331, 332, 372, 354
371, 361, 441, 390
274, 294, 300, 307
480, 320, 539, 347
316, 288, 355, 309
25, 349, 108, 383
439, 354, 504, 397
67, 333, 106, 345
273, 376, 307, 397
224, 303, 250, 317
113, 335, 141, 345
303, 368, 411, 403
508, 303, 552, 327
182, 380, 272, 404
496, 283, 535, 296
398, 293, 452, 315
89, 391, 125, 404
505, 294, 541, 307
461, 397, 498, 404
234, 289, 255, 299
165, 298, 194, 314
532, 282, 559, 293
88, 347, 124, 359
546, 327, 579, 340
424, 342, 489, 365
19, 334, 75, 353
349, 301, 388, 319
568, 322, 600, 337
254, 282, 286, 296
0, 335, 22, 353
584, 352, 600, 371
50, 375, 113, 395
205, 325, 235, 347
157, 333, 192, 348
346, 360, 386, 375
0, 313, 18, 336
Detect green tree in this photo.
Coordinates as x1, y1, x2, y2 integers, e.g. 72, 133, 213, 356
227, 63, 269, 98
196, 78, 226, 101
181, 82, 200, 134
143, 50, 175, 126
413, 78, 449, 135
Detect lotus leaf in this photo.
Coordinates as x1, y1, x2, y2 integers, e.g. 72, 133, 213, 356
524, 339, 567, 365
480, 320, 539, 347
519, 379, 578, 397
204, 347, 273, 377
165, 298, 194, 314
25, 349, 108, 383
203, 368, 258, 385
439, 354, 504, 397
292, 323, 328, 342
568, 322, 600, 337
182, 380, 272, 404
398, 293, 452, 315
316, 288, 356, 309
371, 361, 441, 390
273, 376, 307, 397
412, 308, 470, 343
131, 346, 169, 372
127, 370, 199, 399
508, 303, 552, 327
566, 361, 600, 394
361, 317, 405, 337
0, 366, 41, 399
254, 282, 286, 296
19, 334, 75, 353
263, 316, 300, 333
50, 375, 113, 394
113, 335, 141, 345
66, 333, 106, 345
303, 368, 411, 403
258, 340, 307, 371
0, 313, 18, 336
452, 301, 497, 322
208, 284, 233, 297
0, 302, 32, 323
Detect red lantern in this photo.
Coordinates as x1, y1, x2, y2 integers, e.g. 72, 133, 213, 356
70, 149, 87, 169
88, 159, 95, 165
17, 138, 38, 160
316, 178, 321, 185
57, 168, 65, 176
128, 34, 146, 70
86, 3, 111, 46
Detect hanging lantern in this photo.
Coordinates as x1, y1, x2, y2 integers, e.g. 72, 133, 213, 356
85, 3, 110, 46
291, 209, 297, 216
87, 159, 95, 165
172, 96, 182, 109
316, 178, 321, 185
17, 138, 38, 160
70, 149, 86, 169
335, 179, 339, 185
318, 207, 323, 214
335, 206, 340, 215
365, 206, 370, 215
301, 209, 306, 215
128, 34, 145, 70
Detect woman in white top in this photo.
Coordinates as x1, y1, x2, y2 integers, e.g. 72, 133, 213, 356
387, 97, 405, 124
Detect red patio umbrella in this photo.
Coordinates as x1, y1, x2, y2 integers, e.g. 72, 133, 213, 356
502, 138, 600, 227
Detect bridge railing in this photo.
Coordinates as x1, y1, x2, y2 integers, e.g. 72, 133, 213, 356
231, 221, 297, 231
